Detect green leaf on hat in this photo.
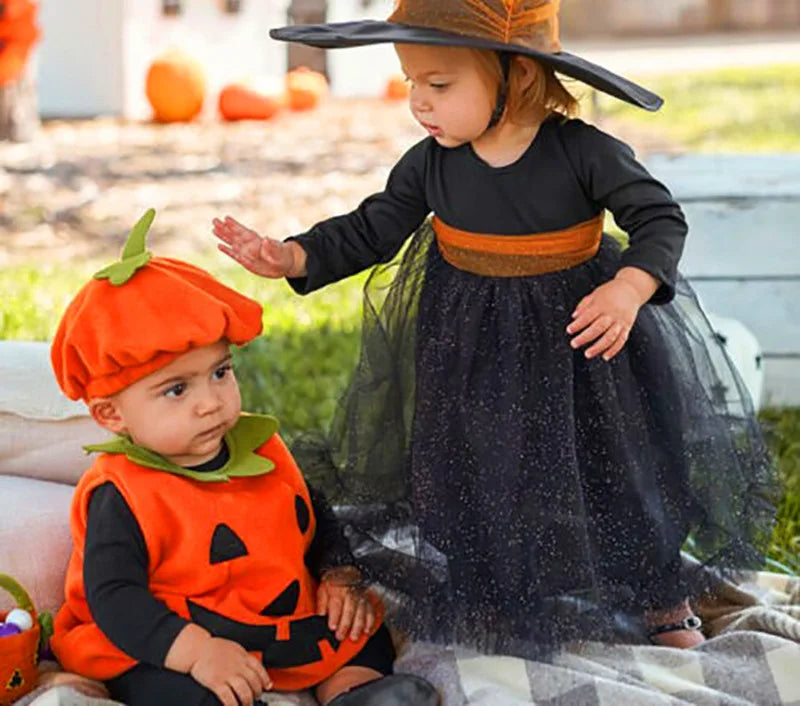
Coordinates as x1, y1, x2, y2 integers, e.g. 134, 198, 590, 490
93, 208, 156, 286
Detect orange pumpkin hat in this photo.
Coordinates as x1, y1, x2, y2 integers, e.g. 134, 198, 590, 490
51, 209, 263, 403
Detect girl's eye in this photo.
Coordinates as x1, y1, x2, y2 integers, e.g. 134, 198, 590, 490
430, 83, 449, 91
214, 363, 233, 380
164, 382, 186, 398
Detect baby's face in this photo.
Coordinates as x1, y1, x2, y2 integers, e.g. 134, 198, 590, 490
109, 340, 242, 467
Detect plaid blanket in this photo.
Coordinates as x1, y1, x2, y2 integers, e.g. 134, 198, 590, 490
19, 571, 800, 706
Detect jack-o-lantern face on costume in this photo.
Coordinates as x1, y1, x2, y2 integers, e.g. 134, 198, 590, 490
187, 498, 344, 670
52, 419, 383, 693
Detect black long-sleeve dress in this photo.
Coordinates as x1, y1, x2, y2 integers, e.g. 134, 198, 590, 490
285, 115, 776, 656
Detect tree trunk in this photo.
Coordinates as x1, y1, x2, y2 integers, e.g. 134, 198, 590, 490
0, 68, 39, 142
287, 0, 328, 77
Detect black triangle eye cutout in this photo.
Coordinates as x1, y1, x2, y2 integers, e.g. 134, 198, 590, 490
210, 523, 249, 564
295, 495, 310, 534
261, 580, 301, 617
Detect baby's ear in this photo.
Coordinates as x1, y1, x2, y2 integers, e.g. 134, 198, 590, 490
88, 398, 127, 434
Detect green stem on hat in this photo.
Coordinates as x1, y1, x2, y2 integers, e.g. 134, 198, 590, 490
93, 208, 156, 286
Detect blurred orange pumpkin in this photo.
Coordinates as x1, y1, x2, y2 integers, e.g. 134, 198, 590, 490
0, 0, 40, 86
218, 82, 286, 121
384, 74, 409, 101
145, 50, 206, 123
285, 67, 328, 112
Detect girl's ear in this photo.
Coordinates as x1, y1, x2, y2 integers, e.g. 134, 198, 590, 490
513, 55, 540, 92
88, 398, 127, 435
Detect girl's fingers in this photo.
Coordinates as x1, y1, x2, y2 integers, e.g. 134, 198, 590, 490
316, 584, 329, 616
570, 316, 611, 349
327, 595, 343, 631
349, 600, 369, 641
572, 294, 592, 318
602, 329, 629, 361
363, 599, 376, 635
585, 324, 623, 359
336, 596, 357, 641
566, 308, 597, 335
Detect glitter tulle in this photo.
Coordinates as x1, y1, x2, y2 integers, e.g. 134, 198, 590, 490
292, 223, 777, 658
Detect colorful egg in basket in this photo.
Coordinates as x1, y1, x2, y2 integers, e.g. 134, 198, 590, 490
0, 574, 49, 705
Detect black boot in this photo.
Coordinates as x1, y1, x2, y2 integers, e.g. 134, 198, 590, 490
328, 674, 439, 706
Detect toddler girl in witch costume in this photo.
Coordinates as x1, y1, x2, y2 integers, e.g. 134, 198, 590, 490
49, 210, 438, 706
212, 1, 776, 655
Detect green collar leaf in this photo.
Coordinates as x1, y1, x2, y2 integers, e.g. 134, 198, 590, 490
84, 414, 279, 482
93, 209, 156, 286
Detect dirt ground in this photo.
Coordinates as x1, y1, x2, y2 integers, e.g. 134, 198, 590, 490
0, 98, 675, 267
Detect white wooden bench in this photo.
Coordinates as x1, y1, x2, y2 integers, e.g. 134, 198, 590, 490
647, 154, 800, 407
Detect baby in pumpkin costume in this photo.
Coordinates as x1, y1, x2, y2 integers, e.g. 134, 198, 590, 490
49, 211, 438, 706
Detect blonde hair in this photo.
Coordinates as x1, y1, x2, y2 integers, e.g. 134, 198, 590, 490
470, 49, 579, 125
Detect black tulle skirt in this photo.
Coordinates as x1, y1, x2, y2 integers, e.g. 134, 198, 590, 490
293, 223, 777, 658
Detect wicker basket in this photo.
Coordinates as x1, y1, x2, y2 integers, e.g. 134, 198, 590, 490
0, 574, 41, 705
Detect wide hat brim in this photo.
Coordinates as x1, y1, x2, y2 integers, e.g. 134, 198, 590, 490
270, 21, 662, 112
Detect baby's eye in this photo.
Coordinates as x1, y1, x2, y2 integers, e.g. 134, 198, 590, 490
164, 382, 186, 398
430, 83, 449, 91
214, 363, 233, 380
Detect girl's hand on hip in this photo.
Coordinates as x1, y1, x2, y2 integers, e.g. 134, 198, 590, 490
212, 216, 302, 278
317, 566, 375, 642
567, 279, 642, 361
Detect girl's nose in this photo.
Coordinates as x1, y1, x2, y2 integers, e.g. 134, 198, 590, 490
410, 86, 430, 113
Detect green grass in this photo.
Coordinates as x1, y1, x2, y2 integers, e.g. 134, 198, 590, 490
594, 64, 800, 152
2, 256, 798, 574
2, 63, 799, 575
0, 257, 368, 437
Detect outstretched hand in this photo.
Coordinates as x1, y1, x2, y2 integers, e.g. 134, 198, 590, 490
212, 216, 302, 279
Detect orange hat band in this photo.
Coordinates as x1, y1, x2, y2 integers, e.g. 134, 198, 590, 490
432, 211, 603, 277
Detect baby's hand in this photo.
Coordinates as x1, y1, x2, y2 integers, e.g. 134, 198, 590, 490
212, 216, 299, 279
317, 566, 375, 642
189, 636, 272, 706
567, 278, 643, 361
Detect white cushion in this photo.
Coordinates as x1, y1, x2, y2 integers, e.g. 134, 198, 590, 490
0, 341, 87, 421
0, 476, 74, 615
0, 340, 111, 485
0, 413, 105, 486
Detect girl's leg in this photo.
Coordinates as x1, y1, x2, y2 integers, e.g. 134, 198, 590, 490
106, 663, 221, 706
646, 599, 705, 648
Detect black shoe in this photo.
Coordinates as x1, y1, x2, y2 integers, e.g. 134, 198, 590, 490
328, 674, 439, 706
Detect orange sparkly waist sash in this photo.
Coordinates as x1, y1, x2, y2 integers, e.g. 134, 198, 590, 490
432, 212, 604, 277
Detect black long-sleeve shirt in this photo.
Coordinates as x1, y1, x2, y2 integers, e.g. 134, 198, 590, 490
288, 116, 687, 304
83, 443, 354, 667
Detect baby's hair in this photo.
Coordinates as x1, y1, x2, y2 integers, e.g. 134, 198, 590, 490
470, 49, 579, 123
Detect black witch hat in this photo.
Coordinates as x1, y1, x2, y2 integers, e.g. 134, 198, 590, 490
270, 0, 663, 112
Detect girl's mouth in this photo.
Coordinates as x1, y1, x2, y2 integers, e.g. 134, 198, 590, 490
420, 121, 443, 137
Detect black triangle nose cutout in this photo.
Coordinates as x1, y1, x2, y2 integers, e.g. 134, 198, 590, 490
210, 523, 249, 564
261, 579, 301, 617
295, 495, 311, 534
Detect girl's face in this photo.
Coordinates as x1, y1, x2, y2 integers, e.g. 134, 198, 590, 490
396, 44, 495, 148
